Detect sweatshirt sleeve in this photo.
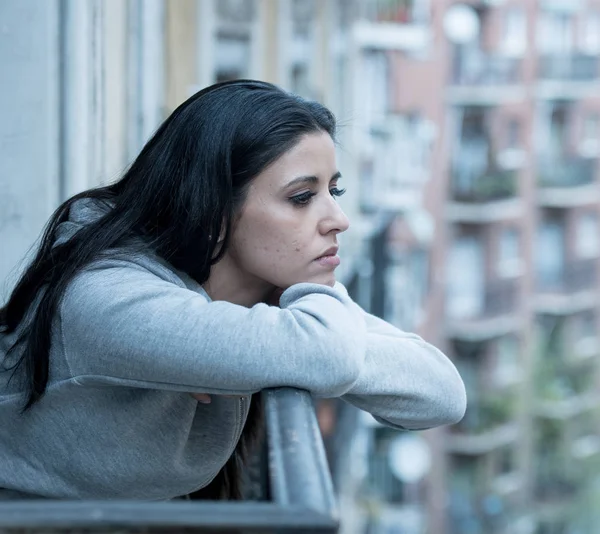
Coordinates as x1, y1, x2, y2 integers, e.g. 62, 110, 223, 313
59, 259, 367, 398
340, 301, 467, 431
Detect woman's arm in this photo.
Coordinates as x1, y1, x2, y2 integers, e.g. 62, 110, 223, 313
59, 258, 367, 398
340, 308, 467, 431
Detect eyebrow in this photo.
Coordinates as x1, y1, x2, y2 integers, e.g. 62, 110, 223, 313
283, 171, 342, 190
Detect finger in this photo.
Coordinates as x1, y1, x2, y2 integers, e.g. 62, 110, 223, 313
191, 393, 212, 404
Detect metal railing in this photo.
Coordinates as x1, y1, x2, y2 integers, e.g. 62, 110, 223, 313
538, 54, 599, 82
537, 258, 597, 294
538, 157, 596, 188
481, 278, 520, 319
451, 167, 518, 203
454, 390, 517, 434
0, 389, 339, 533
451, 53, 522, 86
359, 0, 427, 24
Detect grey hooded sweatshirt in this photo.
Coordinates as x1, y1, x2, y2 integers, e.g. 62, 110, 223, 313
0, 199, 466, 500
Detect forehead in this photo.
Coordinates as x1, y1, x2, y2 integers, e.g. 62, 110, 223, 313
253, 132, 337, 190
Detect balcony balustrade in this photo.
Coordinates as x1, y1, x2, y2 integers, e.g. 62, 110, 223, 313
538, 54, 599, 82
360, 0, 426, 25
451, 167, 518, 204
538, 157, 595, 189
454, 390, 517, 436
452, 53, 522, 87
537, 258, 597, 295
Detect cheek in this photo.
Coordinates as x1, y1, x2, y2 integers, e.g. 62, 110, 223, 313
239, 220, 310, 269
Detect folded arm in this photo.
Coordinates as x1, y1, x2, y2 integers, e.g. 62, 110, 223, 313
341, 307, 467, 431
59, 259, 367, 398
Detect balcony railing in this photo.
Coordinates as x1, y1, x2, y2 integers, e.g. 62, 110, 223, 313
537, 258, 597, 295
538, 157, 596, 188
538, 54, 599, 82
535, 477, 578, 502
451, 53, 522, 86
451, 168, 518, 203
454, 390, 517, 434
359, 0, 427, 24
479, 278, 520, 319
0, 389, 339, 533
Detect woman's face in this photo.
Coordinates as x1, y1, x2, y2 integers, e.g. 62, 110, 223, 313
226, 131, 350, 292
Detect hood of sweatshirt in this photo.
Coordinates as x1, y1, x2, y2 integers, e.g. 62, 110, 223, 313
53, 197, 112, 248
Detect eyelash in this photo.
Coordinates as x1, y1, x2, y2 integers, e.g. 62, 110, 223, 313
290, 188, 347, 206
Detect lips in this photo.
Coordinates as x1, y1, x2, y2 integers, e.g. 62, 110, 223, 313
314, 246, 341, 268
315, 246, 339, 260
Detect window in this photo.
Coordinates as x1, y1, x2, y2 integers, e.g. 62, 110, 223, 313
497, 227, 522, 278
495, 335, 520, 385
506, 118, 521, 150
580, 10, 600, 53
537, 12, 574, 54
215, 34, 252, 82
575, 212, 599, 258
446, 236, 484, 319
501, 7, 527, 56
497, 446, 515, 476
214, 0, 256, 82
385, 248, 429, 330
582, 114, 600, 143
536, 220, 565, 289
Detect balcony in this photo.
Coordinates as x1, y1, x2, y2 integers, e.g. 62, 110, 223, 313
446, 278, 522, 341
540, 0, 583, 12
447, 391, 519, 455
534, 475, 578, 504
537, 54, 600, 99
535, 356, 598, 419
0, 389, 340, 533
353, 0, 430, 51
448, 53, 525, 104
535, 258, 599, 314
539, 54, 599, 82
448, 168, 522, 223
537, 157, 598, 207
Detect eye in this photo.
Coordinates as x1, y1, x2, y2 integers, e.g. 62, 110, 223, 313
289, 191, 316, 206
330, 187, 346, 198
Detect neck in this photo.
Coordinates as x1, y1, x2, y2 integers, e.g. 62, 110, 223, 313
202, 254, 274, 307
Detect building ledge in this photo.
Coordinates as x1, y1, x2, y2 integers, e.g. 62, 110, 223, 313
446, 314, 522, 341
572, 435, 600, 459
353, 21, 430, 51
534, 499, 575, 522
536, 81, 600, 100
533, 290, 599, 315
445, 86, 527, 105
535, 393, 598, 419
491, 472, 524, 496
446, 422, 518, 455
537, 183, 600, 207
446, 198, 523, 223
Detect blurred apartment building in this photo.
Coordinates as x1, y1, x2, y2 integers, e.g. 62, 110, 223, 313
3, 1, 600, 534
359, 1, 600, 533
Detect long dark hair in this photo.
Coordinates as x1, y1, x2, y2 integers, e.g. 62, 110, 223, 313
0, 79, 337, 500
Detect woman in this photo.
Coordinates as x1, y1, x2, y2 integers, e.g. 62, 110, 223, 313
0, 80, 466, 501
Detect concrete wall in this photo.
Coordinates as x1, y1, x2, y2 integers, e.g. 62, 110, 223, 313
0, 0, 61, 299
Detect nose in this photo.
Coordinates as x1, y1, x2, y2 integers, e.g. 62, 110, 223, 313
319, 197, 350, 236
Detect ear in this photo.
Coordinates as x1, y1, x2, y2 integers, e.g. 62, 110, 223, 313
217, 217, 228, 243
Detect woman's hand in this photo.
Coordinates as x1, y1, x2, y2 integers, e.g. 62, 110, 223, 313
191, 393, 212, 404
